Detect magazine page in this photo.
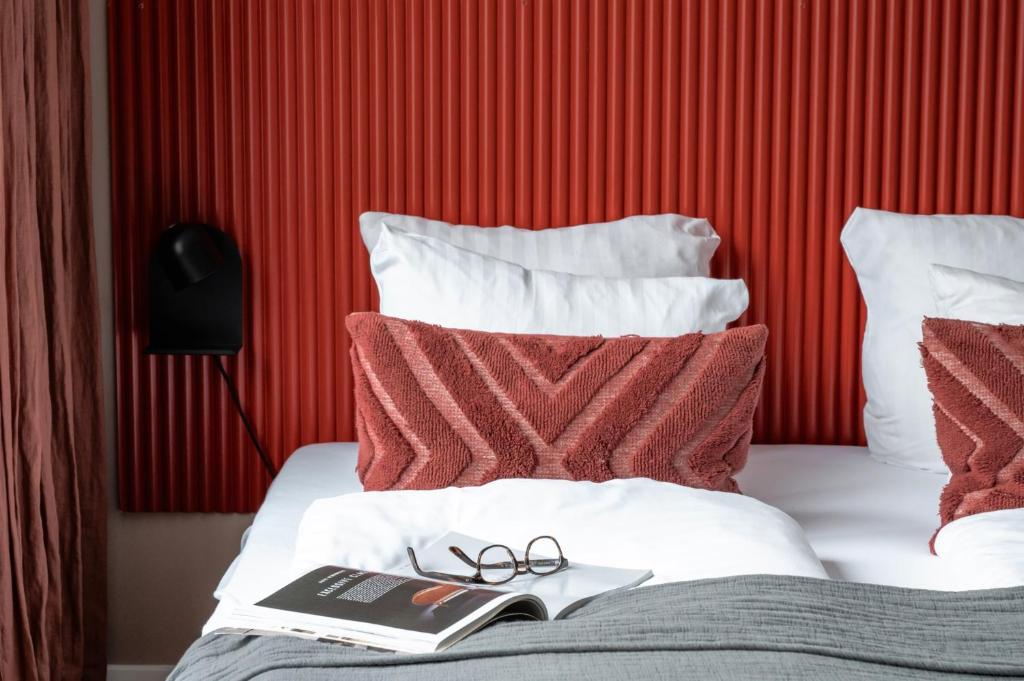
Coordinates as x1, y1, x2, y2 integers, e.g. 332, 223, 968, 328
390, 532, 652, 618
224, 566, 542, 653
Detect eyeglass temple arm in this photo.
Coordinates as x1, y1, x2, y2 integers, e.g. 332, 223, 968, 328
407, 547, 479, 584
406, 546, 425, 571
448, 546, 480, 568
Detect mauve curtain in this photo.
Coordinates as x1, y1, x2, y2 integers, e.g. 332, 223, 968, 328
0, 0, 107, 679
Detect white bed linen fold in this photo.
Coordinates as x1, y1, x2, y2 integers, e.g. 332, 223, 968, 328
288, 477, 827, 589
933, 509, 1024, 590
211, 445, 363, 603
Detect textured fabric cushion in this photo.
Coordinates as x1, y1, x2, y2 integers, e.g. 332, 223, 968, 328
841, 207, 1024, 472
360, 211, 720, 277
347, 313, 767, 493
370, 226, 748, 336
919, 317, 1024, 550
931, 265, 1024, 325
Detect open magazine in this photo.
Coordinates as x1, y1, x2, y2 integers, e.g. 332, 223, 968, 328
216, 532, 652, 653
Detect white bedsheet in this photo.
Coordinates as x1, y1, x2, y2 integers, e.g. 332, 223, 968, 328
204, 443, 981, 634
738, 445, 952, 589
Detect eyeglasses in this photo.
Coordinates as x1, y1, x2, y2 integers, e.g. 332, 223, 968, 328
407, 536, 569, 586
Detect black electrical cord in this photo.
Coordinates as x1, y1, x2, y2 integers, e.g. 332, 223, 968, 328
215, 355, 278, 478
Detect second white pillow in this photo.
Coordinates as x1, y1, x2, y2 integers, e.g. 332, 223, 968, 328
372, 226, 748, 336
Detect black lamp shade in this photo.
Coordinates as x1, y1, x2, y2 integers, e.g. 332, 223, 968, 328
147, 223, 242, 355
159, 224, 224, 290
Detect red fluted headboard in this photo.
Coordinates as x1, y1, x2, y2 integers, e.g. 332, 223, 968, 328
108, 0, 1024, 511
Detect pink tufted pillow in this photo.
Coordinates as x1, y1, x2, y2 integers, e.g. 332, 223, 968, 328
347, 312, 767, 492
920, 317, 1024, 550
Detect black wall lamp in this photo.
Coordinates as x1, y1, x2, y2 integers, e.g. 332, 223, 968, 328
146, 223, 277, 478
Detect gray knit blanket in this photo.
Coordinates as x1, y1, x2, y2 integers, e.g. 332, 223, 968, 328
170, 574, 1024, 680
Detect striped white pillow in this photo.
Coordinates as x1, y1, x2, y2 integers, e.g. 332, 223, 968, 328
371, 225, 748, 337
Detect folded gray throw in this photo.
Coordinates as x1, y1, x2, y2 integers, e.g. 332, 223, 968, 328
170, 574, 1024, 680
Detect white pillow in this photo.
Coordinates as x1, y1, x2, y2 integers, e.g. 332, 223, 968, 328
933, 509, 1024, 590
372, 226, 749, 336
360, 211, 720, 277
930, 264, 1024, 324
291, 478, 829, 587
841, 207, 1024, 472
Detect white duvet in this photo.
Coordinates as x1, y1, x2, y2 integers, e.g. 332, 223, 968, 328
934, 508, 1024, 590
289, 477, 828, 585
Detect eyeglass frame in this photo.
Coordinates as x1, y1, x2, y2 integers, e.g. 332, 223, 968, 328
406, 535, 569, 586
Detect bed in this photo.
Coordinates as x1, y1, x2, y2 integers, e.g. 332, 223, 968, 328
171, 443, 1024, 680
203, 438, 962, 634
204, 442, 951, 636
170, 207, 1024, 679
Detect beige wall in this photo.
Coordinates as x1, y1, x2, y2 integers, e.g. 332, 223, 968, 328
90, 0, 255, 665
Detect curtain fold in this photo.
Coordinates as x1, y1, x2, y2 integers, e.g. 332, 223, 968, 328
0, 0, 107, 679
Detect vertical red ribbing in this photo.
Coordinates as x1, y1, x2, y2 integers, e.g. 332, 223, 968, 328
678, 0, 700, 216
745, 0, 766, 335
479, 0, 497, 225
1013, 0, 1024, 217
898, 0, 921, 213
713, 0, 736, 282
405, 0, 424, 218
972, 0, 996, 213
622, 0, 642, 216
459, 0, 478, 225
424, 0, 442, 220
839, 0, 867, 445
800, 0, 827, 441
917, 0, 941, 213
496, 0, 515, 225
225, 0, 245, 504
569, 0, 589, 224
108, 0, 1024, 511
696, 0, 716, 223
514, 0, 532, 227
734, 0, 753, 320
605, 0, 625, 218
532, 0, 552, 228
641, 0, 662, 214
299, 0, 318, 448
441, 0, 459, 222
263, 0, 283, 506
550, 0, 571, 227
954, 0, 978, 211
768, 0, 793, 440
280, 2, 300, 489
821, 0, 847, 444
989, 0, 1014, 214
659, 0, 682, 214
936, 0, 960, 213
333, 0, 354, 487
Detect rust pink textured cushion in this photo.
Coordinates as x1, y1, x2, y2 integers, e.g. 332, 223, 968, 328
347, 312, 767, 492
920, 317, 1024, 549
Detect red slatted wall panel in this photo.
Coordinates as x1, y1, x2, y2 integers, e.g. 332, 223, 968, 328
108, 0, 1024, 512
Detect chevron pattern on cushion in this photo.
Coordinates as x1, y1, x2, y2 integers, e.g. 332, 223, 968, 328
347, 312, 767, 492
920, 317, 1024, 550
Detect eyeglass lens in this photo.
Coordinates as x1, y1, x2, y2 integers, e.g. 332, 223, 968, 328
526, 536, 563, 575
477, 545, 517, 584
